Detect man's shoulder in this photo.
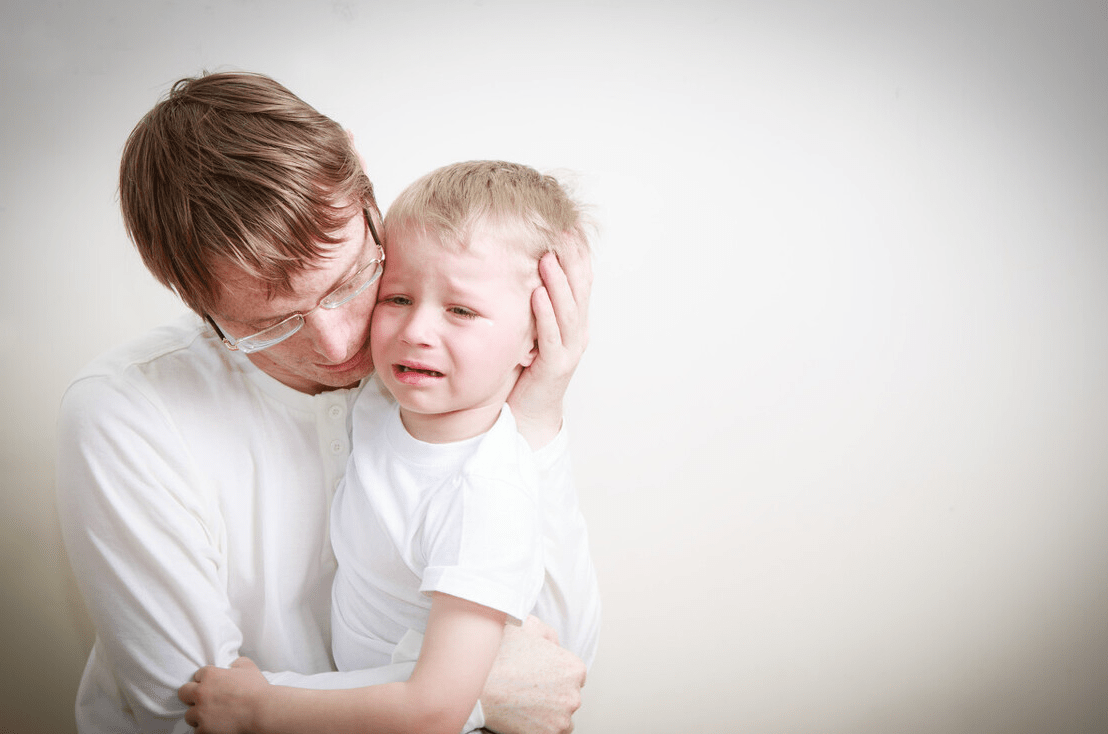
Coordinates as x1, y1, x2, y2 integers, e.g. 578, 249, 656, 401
62, 313, 226, 408
71, 313, 207, 375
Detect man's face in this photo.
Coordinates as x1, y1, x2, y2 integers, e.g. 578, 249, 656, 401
208, 209, 379, 395
371, 223, 538, 439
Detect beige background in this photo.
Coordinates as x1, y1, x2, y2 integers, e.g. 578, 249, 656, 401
2, 1, 1106, 732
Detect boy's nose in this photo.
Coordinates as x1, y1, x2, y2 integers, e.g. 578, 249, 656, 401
399, 307, 437, 347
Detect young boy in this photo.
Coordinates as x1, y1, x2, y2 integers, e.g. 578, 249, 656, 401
180, 161, 600, 734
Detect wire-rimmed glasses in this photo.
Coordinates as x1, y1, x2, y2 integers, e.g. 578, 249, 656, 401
206, 211, 384, 354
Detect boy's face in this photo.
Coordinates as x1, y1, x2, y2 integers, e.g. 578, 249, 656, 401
371, 223, 538, 440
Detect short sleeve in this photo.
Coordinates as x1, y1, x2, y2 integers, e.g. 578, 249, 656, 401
418, 411, 544, 623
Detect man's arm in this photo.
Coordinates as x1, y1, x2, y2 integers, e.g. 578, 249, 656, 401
57, 373, 243, 732
479, 424, 598, 732
56, 372, 417, 732
494, 242, 595, 734
58, 367, 586, 734
182, 594, 507, 734
490, 245, 595, 733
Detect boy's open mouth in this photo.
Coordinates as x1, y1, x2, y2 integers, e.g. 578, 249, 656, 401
396, 365, 444, 377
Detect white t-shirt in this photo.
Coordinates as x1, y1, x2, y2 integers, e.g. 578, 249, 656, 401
55, 314, 588, 733
333, 397, 601, 671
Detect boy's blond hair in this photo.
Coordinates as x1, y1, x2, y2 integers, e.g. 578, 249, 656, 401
383, 161, 590, 263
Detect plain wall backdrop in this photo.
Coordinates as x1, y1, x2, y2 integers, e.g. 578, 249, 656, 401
2, 1, 1106, 731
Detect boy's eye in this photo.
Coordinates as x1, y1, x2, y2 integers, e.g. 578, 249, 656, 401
448, 306, 478, 319
380, 295, 411, 306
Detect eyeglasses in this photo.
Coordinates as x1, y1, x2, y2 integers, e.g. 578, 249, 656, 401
206, 211, 385, 354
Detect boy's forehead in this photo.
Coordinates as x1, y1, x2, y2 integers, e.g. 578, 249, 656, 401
389, 214, 525, 250
412, 226, 536, 271
386, 226, 536, 289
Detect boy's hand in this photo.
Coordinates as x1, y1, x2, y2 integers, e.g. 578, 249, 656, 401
481, 616, 587, 734
510, 244, 593, 448
179, 657, 268, 734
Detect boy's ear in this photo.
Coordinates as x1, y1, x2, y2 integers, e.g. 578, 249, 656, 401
520, 339, 539, 368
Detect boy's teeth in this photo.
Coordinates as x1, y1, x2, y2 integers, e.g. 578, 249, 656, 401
399, 365, 442, 376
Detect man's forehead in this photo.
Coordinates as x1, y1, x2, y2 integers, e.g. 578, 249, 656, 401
209, 208, 369, 318
210, 249, 340, 318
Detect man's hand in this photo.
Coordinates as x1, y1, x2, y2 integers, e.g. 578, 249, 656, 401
510, 243, 593, 449
481, 616, 587, 734
179, 657, 268, 734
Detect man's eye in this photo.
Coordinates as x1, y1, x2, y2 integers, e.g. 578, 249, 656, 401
249, 316, 289, 332
448, 306, 478, 319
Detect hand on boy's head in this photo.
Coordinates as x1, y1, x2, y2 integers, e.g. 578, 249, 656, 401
542, 241, 592, 345
507, 245, 592, 449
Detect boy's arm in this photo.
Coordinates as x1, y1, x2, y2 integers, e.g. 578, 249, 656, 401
509, 246, 592, 449
181, 593, 506, 734
261, 617, 585, 734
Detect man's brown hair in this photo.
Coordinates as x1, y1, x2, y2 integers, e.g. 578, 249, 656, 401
119, 71, 376, 314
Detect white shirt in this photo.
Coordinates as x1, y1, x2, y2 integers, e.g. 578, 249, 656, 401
331, 404, 546, 670
56, 314, 582, 733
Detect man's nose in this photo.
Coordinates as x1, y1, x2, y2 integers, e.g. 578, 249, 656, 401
304, 306, 361, 362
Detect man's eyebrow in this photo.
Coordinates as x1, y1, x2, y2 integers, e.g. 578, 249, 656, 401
274, 223, 374, 321
208, 304, 287, 329
261, 213, 374, 321
213, 212, 373, 328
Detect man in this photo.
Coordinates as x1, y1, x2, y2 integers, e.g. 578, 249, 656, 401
56, 71, 592, 734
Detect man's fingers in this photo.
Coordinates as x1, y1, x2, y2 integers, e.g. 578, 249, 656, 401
563, 239, 594, 312
523, 614, 560, 644
538, 250, 588, 346
178, 681, 197, 704
531, 286, 561, 352
554, 239, 593, 318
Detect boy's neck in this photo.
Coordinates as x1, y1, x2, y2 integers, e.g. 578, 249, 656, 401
398, 403, 504, 444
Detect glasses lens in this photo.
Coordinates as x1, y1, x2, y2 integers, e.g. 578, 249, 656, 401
236, 315, 304, 353
321, 259, 383, 310
230, 247, 383, 353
